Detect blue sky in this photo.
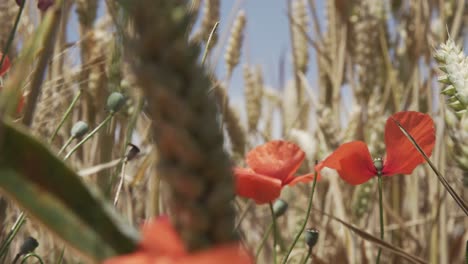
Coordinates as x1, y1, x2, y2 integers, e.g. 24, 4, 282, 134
66, 0, 327, 140
211, 0, 323, 103
67, 0, 324, 105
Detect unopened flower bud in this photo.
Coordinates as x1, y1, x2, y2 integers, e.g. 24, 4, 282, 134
373, 157, 383, 172
19, 236, 39, 255
272, 199, 288, 218
106, 92, 125, 113
71, 121, 89, 139
125, 143, 140, 162
305, 228, 319, 249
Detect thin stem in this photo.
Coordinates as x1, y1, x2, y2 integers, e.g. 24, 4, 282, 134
269, 203, 277, 264
234, 200, 253, 231
465, 240, 467, 264
64, 114, 113, 160
0, 1, 24, 70
113, 160, 128, 206
0, 212, 26, 259
301, 249, 312, 264
58, 136, 74, 155
282, 170, 318, 263
50, 89, 82, 142
20, 253, 44, 264
255, 222, 273, 260
376, 175, 384, 264
57, 246, 65, 264
201, 21, 219, 66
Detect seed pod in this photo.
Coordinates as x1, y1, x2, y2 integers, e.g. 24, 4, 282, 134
106, 92, 125, 113
272, 199, 288, 218
305, 228, 319, 249
71, 121, 89, 139
19, 236, 39, 255
125, 143, 140, 162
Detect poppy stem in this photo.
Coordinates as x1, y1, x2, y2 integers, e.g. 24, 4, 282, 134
255, 222, 273, 260
58, 136, 74, 155
0, 211, 27, 261
300, 248, 312, 264
465, 240, 467, 264
282, 168, 318, 264
50, 89, 83, 143
376, 175, 384, 264
270, 202, 278, 264
63, 113, 114, 160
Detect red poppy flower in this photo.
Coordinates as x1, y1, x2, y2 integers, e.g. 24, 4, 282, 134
234, 140, 316, 204
0, 53, 11, 77
315, 111, 435, 185
103, 217, 253, 264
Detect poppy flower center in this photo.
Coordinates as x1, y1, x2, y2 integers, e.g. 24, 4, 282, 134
373, 157, 383, 176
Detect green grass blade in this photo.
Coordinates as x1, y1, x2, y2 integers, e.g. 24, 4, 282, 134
0, 120, 138, 261
391, 117, 468, 216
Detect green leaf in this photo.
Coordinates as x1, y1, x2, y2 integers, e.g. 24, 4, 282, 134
0, 120, 138, 261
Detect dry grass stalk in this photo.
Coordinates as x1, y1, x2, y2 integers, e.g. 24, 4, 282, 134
76, 0, 98, 30
224, 10, 246, 79
124, 1, 237, 251
243, 64, 262, 132
214, 82, 246, 157
0, 0, 466, 263
291, 0, 309, 74
289, 0, 310, 130
193, 0, 220, 49
349, 0, 385, 103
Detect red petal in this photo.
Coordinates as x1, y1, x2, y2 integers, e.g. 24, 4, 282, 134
140, 217, 186, 256
317, 141, 376, 185
234, 167, 282, 204
286, 172, 318, 186
0, 53, 11, 77
180, 244, 254, 264
246, 140, 305, 183
383, 111, 435, 176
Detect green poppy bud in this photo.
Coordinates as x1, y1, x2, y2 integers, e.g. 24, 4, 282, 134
107, 92, 125, 113
272, 199, 288, 218
71, 121, 89, 138
305, 228, 319, 249
373, 157, 383, 172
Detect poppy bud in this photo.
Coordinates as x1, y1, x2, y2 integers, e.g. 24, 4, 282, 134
272, 199, 288, 218
305, 228, 319, 249
106, 92, 125, 113
18, 236, 39, 255
125, 143, 140, 162
373, 157, 383, 172
71, 121, 89, 138
37, 0, 54, 11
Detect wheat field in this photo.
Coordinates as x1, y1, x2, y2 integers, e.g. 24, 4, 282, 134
0, 0, 466, 263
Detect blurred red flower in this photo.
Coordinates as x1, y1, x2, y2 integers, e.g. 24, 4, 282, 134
234, 140, 316, 204
0, 53, 11, 77
0, 52, 25, 113
315, 111, 435, 185
104, 217, 253, 264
